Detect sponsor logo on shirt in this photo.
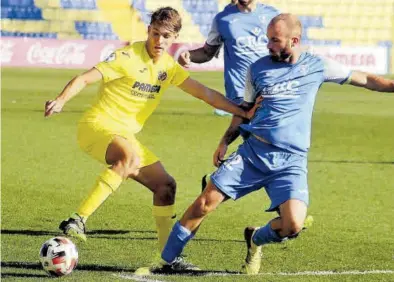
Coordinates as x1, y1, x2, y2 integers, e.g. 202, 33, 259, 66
131, 81, 161, 99
260, 80, 300, 98
235, 34, 268, 55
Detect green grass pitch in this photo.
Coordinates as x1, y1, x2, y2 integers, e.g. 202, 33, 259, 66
1, 68, 394, 281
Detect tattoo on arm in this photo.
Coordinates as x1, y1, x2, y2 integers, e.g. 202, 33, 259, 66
221, 101, 255, 145
223, 124, 241, 145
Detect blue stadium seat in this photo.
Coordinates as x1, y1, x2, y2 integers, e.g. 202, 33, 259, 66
183, 0, 192, 10
2, 0, 34, 7
203, 0, 218, 12
1, 30, 56, 38
299, 16, 323, 28
12, 6, 42, 20
200, 24, 211, 37
192, 12, 201, 25
378, 41, 392, 47
1, 7, 13, 18
302, 39, 341, 46
61, 0, 96, 10
75, 21, 113, 35
83, 33, 119, 40
133, 0, 146, 12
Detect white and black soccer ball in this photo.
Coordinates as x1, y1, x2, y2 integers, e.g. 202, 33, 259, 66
39, 237, 78, 277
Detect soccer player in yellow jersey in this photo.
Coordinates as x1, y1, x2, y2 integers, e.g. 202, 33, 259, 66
44, 7, 257, 270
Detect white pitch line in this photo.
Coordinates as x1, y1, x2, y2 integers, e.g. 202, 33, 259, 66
266, 270, 394, 276
114, 273, 164, 282
114, 270, 394, 280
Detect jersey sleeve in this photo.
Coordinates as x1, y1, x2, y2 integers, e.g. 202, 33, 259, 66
170, 62, 190, 86
244, 67, 257, 103
94, 49, 128, 83
206, 16, 223, 46
322, 56, 352, 84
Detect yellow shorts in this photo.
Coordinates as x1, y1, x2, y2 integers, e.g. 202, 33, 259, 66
77, 122, 158, 167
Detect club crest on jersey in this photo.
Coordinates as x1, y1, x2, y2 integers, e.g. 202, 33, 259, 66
300, 64, 309, 76
251, 27, 262, 36
158, 71, 167, 82
259, 15, 267, 24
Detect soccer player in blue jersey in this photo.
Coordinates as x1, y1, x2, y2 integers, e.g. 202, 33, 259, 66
159, 14, 394, 274
178, 0, 280, 116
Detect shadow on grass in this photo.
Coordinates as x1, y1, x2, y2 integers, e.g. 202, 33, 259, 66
1, 261, 136, 273
1, 229, 243, 243
1, 229, 153, 236
309, 159, 394, 165
2, 261, 241, 277
1, 272, 50, 279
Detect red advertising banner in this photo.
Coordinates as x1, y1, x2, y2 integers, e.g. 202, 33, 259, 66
1, 38, 389, 74
1, 37, 126, 69
169, 43, 389, 75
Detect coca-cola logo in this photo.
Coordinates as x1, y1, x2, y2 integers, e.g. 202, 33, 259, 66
0, 40, 15, 63
27, 42, 87, 65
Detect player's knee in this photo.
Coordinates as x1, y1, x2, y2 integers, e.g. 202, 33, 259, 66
193, 197, 215, 217
281, 219, 304, 237
155, 176, 177, 203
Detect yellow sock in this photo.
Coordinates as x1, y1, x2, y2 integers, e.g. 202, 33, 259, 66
152, 205, 175, 252
78, 169, 123, 219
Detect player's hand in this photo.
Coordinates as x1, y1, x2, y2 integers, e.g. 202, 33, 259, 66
245, 95, 263, 120
213, 143, 227, 167
44, 99, 65, 117
178, 51, 191, 68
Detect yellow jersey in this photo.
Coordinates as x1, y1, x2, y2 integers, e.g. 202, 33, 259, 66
81, 41, 189, 133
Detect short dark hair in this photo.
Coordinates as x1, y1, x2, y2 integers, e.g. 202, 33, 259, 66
150, 7, 182, 33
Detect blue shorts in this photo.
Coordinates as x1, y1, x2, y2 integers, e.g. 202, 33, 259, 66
211, 136, 309, 212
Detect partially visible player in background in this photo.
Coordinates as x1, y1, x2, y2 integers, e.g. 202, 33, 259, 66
44, 6, 257, 271
159, 13, 394, 274
178, 0, 280, 116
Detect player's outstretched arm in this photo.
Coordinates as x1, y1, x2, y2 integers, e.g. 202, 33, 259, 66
178, 77, 258, 119
178, 44, 221, 67
44, 68, 102, 117
349, 71, 394, 92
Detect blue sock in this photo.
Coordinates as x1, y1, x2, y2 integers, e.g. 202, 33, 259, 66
161, 221, 194, 263
252, 223, 286, 246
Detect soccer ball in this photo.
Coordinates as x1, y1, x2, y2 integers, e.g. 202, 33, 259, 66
39, 237, 78, 277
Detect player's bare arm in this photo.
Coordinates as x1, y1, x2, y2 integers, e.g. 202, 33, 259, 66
189, 43, 221, 63
178, 44, 221, 67
213, 101, 255, 166
178, 77, 258, 119
349, 71, 394, 92
44, 68, 102, 117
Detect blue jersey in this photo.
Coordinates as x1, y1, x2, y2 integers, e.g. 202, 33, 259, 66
206, 3, 280, 102
241, 52, 352, 156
